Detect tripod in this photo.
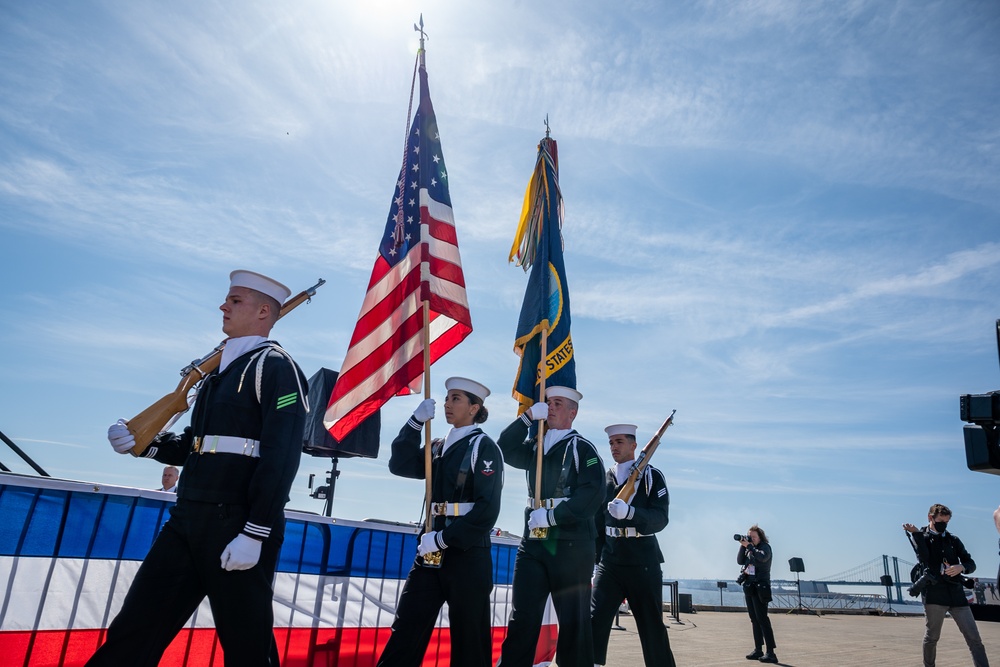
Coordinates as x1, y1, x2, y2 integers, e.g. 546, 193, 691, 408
787, 571, 819, 615
881, 574, 899, 616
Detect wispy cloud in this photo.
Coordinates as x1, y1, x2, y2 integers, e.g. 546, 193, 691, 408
2, 0, 999, 580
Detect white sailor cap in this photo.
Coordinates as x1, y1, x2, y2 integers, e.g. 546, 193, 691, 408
605, 423, 638, 438
229, 270, 291, 305
445, 376, 491, 402
546, 386, 582, 402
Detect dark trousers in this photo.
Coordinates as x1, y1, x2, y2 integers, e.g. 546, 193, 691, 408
376, 545, 494, 667
86, 500, 282, 667
591, 560, 675, 667
498, 539, 594, 667
744, 585, 776, 652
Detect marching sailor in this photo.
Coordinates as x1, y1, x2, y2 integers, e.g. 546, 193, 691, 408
376, 376, 504, 667
88, 270, 309, 667
591, 423, 675, 667
496, 386, 605, 667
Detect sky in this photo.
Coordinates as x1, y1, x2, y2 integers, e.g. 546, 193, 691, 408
2, 0, 1000, 582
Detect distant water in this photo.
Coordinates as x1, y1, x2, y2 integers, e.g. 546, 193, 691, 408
666, 579, 924, 612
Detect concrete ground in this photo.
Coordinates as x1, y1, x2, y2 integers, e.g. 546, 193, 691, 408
601, 608, 1000, 667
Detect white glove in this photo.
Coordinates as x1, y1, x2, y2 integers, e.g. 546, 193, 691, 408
527, 402, 548, 421
528, 507, 552, 530
413, 398, 436, 423
108, 419, 135, 454
608, 499, 634, 520
417, 530, 446, 556
220, 533, 262, 571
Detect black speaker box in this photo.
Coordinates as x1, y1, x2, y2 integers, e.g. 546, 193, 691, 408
302, 368, 381, 459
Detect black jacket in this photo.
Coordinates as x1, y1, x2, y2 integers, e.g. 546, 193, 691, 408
907, 527, 976, 607
498, 415, 605, 542
146, 343, 307, 537
738, 541, 773, 584
594, 465, 669, 566
389, 419, 503, 550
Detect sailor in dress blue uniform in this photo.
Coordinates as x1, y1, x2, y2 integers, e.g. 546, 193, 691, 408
591, 423, 674, 667
90, 270, 308, 667
496, 386, 605, 667
376, 376, 504, 667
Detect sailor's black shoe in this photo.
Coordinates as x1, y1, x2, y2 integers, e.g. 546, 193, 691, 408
759, 652, 778, 664
745, 649, 764, 660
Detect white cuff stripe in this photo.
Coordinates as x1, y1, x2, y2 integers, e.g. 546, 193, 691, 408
407, 417, 423, 430
244, 522, 270, 538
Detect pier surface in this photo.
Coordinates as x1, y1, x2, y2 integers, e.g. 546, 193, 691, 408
602, 608, 1000, 666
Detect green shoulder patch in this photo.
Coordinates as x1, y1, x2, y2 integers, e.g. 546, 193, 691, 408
586, 456, 600, 467
276, 392, 298, 410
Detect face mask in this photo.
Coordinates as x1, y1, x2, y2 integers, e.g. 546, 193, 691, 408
933, 521, 948, 533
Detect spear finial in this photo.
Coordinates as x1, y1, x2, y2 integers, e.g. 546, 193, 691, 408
414, 14, 427, 52
544, 114, 551, 138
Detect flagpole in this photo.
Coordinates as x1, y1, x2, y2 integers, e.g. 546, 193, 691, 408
412, 15, 441, 567
420, 301, 441, 567
423, 301, 433, 533
534, 330, 548, 524
534, 117, 552, 515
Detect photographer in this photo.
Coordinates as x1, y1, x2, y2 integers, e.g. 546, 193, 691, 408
737, 525, 777, 664
903, 503, 989, 667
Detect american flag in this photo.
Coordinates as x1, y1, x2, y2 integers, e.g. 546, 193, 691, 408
324, 53, 472, 441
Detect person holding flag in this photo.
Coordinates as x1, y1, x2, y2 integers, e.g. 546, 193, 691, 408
496, 130, 605, 667
376, 377, 503, 667
497, 387, 604, 666
324, 22, 486, 665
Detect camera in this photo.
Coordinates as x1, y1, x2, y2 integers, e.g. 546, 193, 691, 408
734, 534, 749, 542
736, 573, 748, 585
961, 320, 1000, 476
908, 568, 938, 597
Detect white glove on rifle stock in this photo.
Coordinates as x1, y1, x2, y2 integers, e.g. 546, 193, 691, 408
108, 419, 135, 454
608, 498, 634, 520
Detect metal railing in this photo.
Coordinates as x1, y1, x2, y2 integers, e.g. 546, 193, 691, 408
772, 591, 885, 611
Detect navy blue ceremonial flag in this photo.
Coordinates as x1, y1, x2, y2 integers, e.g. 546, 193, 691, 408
509, 135, 576, 413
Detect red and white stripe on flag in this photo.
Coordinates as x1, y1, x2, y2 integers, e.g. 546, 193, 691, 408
324, 58, 471, 442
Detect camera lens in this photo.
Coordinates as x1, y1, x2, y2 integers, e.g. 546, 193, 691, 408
733, 534, 743, 541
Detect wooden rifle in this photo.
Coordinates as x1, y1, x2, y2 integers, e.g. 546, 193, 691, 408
614, 410, 676, 503
126, 278, 325, 455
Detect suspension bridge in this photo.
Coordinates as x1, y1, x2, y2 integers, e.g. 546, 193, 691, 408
813, 555, 916, 604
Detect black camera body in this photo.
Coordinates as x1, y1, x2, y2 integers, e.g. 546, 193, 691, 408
736, 573, 748, 586
962, 320, 1000, 476
908, 568, 938, 597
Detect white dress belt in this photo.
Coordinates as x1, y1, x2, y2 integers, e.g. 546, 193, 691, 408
194, 435, 261, 458
606, 526, 649, 538
528, 497, 568, 510
430, 502, 475, 516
